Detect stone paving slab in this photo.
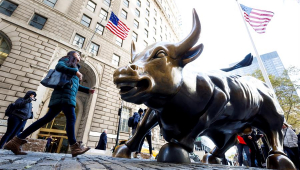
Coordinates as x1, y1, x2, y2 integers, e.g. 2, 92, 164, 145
0, 149, 267, 170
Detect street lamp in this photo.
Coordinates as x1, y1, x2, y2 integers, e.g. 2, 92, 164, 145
114, 100, 123, 151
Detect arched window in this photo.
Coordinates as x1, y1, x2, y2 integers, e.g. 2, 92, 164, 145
0, 32, 12, 67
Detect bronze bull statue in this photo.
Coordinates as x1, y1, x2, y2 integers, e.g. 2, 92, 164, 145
112, 9, 295, 170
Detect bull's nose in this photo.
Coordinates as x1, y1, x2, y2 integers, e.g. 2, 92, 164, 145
129, 64, 139, 70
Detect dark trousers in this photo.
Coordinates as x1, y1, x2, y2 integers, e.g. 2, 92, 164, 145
237, 143, 251, 166
138, 134, 152, 154
284, 146, 300, 169
0, 115, 27, 149
18, 105, 77, 145
244, 139, 263, 167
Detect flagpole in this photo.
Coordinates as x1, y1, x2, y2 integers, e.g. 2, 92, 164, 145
235, 0, 274, 91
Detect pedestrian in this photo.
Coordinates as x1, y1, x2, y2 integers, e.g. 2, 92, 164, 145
135, 109, 154, 159
4, 51, 95, 157
243, 129, 264, 167
96, 129, 107, 150
132, 108, 143, 158
283, 121, 300, 169
0, 91, 36, 149
236, 135, 251, 166
45, 135, 53, 152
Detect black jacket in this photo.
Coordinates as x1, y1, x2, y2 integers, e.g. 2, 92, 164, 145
96, 132, 107, 150
11, 91, 36, 120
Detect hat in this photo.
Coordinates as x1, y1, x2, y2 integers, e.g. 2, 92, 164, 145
138, 108, 143, 113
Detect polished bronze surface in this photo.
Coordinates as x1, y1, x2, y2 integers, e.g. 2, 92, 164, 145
156, 143, 191, 163
113, 9, 294, 169
112, 144, 131, 159
201, 153, 221, 164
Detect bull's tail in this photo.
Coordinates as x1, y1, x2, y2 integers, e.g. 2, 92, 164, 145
221, 53, 253, 72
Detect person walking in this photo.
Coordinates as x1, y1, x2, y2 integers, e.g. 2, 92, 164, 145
0, 91, 36, 149
96, 129, 107, 150
4, 51, 95, 157
243, 129, 264, 167
135, 109, 154, 159
283, 122, 300, 169
45, 135, 53, 152
132, 108, 143, 158
236, 135, 251, 166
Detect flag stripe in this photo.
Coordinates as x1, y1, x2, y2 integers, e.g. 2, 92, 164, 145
105, 12, 130, 40
240, 4, 274, 34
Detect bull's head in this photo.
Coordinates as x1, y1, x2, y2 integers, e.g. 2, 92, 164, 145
113, 9, 203, 108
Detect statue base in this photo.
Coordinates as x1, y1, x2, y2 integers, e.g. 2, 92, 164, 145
157, 142, 191, 163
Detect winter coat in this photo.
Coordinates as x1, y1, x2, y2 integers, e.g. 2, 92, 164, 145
132, 112, 141, 129
96, 132, 107, 150
49, 58, 90, 107
283, 127, 298, 148
11, 91, 36, 120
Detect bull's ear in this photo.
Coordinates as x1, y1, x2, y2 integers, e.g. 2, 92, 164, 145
181, 43, 204, 67
131, 41, 136, 62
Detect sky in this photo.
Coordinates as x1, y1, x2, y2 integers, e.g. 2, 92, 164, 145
174, 0, 300, 72
173, 0, 300, 156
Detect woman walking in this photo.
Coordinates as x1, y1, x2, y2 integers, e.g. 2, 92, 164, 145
4, 51, 95, 157
0, 91, 36, 149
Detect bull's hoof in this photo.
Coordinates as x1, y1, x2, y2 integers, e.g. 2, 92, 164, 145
112, 144, 131, 158
157, 142, 191, 163
201, 153, 221, 164
266, 153, 296, 170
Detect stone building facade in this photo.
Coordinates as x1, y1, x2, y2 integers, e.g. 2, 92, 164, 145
0, 0, 182, 153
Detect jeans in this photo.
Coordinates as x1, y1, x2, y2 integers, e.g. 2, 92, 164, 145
0, 115, 27, 149
138, 134, 152, 154
244, 138, 263, 167
284, 146, 300, 169
237, 143, 251, 166
18, 105, 77, 145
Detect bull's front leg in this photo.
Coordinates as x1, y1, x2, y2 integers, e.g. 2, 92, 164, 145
113, 108, 159, 158
177, 87, 228, 153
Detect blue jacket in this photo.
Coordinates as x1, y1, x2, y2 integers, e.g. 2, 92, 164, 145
132, 112, 140, 129
11, 91, 36, 120
49, 58, 90, 107
96, 132, 107, 150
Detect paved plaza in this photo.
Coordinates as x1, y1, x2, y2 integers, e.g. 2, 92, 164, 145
0, 150, 268, 170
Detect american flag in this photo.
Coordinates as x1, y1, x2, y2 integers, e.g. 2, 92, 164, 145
240, 4, 274, 34
106, 12, 130, 40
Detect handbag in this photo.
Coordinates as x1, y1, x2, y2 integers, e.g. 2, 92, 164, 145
41, 69, 70, 88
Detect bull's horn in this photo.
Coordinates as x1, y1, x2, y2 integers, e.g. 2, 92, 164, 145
131, 41, 136, 62
176, 9, 201, 57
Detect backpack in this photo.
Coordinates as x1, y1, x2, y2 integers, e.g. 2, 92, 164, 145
4, 103, 16, 117
128, 116, 134, 127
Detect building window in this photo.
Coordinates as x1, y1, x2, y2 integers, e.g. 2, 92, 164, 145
120, 107, 131, 132
104, 0, 111, 7
29, 14, 47, 30
73, 34, 85, 48
132, 32, 138, 42
115, 37, 123, 47
146, 0, 150, 7
136, 0, 141, 7
146, 8, 149, 17
96, 23, 104, 35
160, 35, 162, 41
153, 37, 156, 43
43, 0, 57, 7
143, 41, 148, 48
133, 19, 139, 29
165, 25, 167, 31
123, 0, 129, 7
89, 42, 99, 55
0, 34, 11, 67
145, 19, 149, 27
165, 34, 167, 40
121, 9, 127, 19
135, 8, 140, 17
153, 27, 156, 35
86, 1, 96, 12
160, 26, 162, 33
144, 29, 148, 37
154, 9, 157, 16
112, 54, 120, 66
99, 8, 108, 20
0, 1, 18, 17
160, 17, 162, 23
81, 14, 92, 27
154, 18, 156, 25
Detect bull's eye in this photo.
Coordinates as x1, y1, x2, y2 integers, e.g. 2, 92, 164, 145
154, 50, 166, 59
